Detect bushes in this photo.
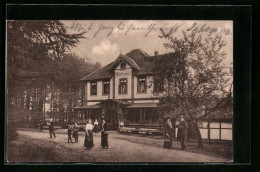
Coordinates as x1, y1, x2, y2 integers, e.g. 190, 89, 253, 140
6, 120, 18, 141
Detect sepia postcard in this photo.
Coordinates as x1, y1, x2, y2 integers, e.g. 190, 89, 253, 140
6, 19, 234, 163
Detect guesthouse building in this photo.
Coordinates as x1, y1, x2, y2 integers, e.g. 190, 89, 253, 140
74, 49, 165, 130
73, 49, 233, 141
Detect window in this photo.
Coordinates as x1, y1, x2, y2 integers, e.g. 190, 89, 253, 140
154, 81, 164, 93
103, 80, 110, 95
137, 77, 147, 93
119, 78, 127, 94
90, 82, 97, 95
121, 62, 126, 69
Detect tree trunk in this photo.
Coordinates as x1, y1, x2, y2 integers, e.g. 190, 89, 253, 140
43, 89, 46, 122
26, 91, 30, 110
184, 100, 204, 149
190, 119, 204, 149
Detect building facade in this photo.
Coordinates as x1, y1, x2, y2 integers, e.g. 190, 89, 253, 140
73, 49, 233, 141
74, 49, 165, 129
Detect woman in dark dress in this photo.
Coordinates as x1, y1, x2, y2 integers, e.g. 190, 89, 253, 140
101, 119, 108, 149
177, 115, 188, 150
164, 117, 173, 149
93, 119, 99, 134
84, 119, 94, 149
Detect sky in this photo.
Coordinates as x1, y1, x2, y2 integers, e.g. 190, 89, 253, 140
61, 20, 233, 68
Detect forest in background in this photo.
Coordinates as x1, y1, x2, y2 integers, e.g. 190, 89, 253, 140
6, 20, 101, 140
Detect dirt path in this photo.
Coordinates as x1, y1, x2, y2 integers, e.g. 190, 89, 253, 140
17, 130, 231, 162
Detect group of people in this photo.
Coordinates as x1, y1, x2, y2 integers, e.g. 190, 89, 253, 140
38, 119, 56, 138
164, 115, 188, 150
38, 118, 109, 150
40, 116, 187, 150
37, 119, 56, 138
67, 123, 79, 143
83, 118, 108, 149
66, 118, 108, 149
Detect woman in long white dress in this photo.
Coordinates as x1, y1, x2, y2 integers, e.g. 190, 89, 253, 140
84, 119, 94, 149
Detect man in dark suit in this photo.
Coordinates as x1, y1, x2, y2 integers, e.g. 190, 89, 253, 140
101, 119, 108, 149
164, 117, 173, 148
48, 121, 56, 139
177, 115, 188, 150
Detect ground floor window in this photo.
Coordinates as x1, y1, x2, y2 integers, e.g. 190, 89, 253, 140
126, 109, 140, 122
145, 109, 159, 123
125, 108, 159, 123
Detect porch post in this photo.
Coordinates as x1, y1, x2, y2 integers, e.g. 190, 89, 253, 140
89, 110, 91, 120
220, 121, 222, 140
139, 109, 142, 122
117, 102, 120, 128
143, 108, 146, 121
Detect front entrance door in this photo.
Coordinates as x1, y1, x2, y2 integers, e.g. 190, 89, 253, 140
105, 109, 118, 130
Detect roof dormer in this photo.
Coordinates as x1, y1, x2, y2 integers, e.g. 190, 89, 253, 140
110, 54, 141, 72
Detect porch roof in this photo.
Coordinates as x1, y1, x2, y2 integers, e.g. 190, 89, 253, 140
125, 103, 158, 109
73, 104, 100, 109
98, 99, 131, 105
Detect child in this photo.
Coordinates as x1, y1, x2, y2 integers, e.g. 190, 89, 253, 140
73, 123, 79, 143
68, 126, 73, 143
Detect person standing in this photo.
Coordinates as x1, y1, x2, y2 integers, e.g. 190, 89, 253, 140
48, 121, 56, 139
39, 120, 44, 132
93, 119, 99, 134
101, 118, 108, 149
177, 115, 188, 150
164, 117, 173, 149
84, 119, 94, 149
73, 123, 79, 143
38, 120, 43, 132
67, 126, 73, 143
119, 120, 124, 128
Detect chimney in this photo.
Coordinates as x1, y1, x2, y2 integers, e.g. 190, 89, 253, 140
154, 51, 159, 56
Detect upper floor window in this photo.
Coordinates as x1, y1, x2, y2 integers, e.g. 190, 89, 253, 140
119, 78, 127, 94
121, 62, 126, 69
90, 82, 97, 95
103, 80, 110, 95
137, 77, 147, 93
154, 81, 165, 93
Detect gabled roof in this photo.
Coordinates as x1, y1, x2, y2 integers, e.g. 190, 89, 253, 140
126, 50, 176, 75
81, 49, 174, 81
80, 62, 114, 81
110, 54, 141, 71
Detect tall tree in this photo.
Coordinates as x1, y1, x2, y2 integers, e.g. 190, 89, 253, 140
6, 20, 86, 129
7, 20, 86, 108
47, 53, 101, 122
153, 30, 233, 148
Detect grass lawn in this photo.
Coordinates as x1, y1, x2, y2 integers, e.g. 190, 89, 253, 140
6, 135, 93, 163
